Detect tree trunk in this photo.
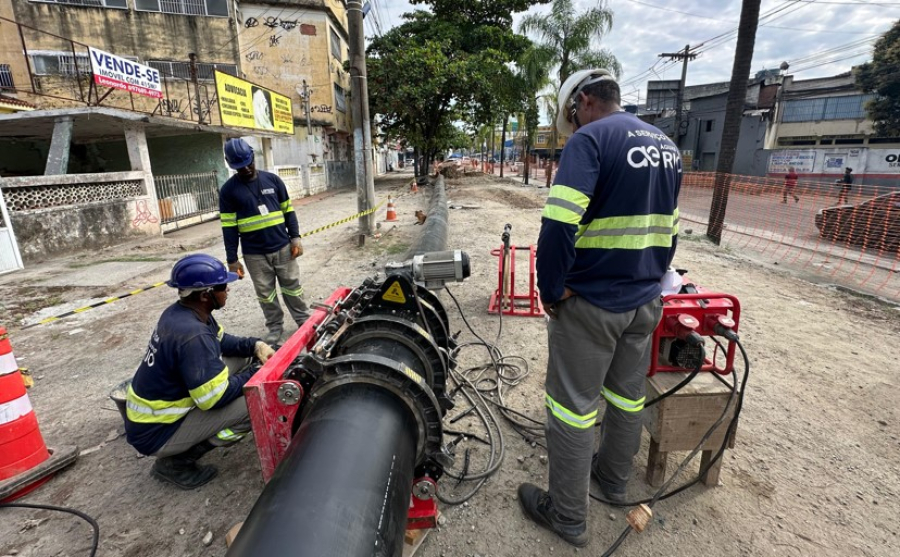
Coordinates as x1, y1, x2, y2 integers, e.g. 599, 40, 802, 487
500, 115, 508, 178
524, 133, 531, 186
707, 0, 762, 244
545, 127, 557, 188
413, 147, 419, 177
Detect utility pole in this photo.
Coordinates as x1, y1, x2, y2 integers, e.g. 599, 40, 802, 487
188, 53, 204, 125
347, 0, 376, 242
302, 80, 313, 133
658, 45, 696, 148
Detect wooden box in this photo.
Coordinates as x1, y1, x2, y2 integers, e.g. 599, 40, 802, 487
643, 371, 739, 487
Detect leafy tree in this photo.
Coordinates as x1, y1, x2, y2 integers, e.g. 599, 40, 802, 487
856, 20, 900, 137
367, 3, 541, 175
518, 0, 621, 185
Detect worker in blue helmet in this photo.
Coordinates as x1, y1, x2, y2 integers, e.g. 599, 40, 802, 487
220, 138, 310, 344
123, 254, 277, 489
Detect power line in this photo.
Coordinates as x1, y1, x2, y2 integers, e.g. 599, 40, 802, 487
624, 0, 882, 33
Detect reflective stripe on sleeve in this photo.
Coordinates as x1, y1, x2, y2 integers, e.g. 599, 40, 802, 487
220, 212, 238, 228
542, 185, 590, 225
280, 200, 294, 213
602, 387, 645, 413
574, 212, 678, 250
545, 393, 597, 429
189, 367, 230, 410
217, 323, 224, 341
126, 385, 194, 424
0, 393, 32, 425
237, 213, 286, 233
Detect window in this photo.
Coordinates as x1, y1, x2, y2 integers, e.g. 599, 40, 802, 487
330, 28, 342, 60
30, 0, 127, 8
536, 134, 547, 145
148, 60, 237, 80
705, 119, 715, 133
135, 0, 228, 17
777, 137, 817, 146
782, 94, 874, 123
0, 64, 13, 89
334, 83, 346, 112
30, 52, 91, 76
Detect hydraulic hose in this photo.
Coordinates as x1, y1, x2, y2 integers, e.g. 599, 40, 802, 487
227, 384, 418, 557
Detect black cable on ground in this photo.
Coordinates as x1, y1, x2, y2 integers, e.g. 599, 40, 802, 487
596, 336, 750, 556
0, 502, 100, 557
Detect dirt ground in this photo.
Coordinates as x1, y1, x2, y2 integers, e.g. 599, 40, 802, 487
1, 170, 899, 557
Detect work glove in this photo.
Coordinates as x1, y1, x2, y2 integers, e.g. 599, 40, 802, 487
254, 341, 276, 364
228, 260, 245, 279
290, 237, 304, 259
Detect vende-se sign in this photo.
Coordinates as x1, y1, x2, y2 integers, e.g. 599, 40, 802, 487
88, 47, 162, 99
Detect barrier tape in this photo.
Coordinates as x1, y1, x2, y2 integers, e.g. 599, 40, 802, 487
298, 197, 388, 239
20, 281, 169, 330
17, 196, 395, 330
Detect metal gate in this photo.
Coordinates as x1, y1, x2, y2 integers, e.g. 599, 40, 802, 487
0, 184, 23, 274
154, 171, 220, 232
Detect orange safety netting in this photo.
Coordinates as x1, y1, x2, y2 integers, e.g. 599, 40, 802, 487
680, 172, 900, 301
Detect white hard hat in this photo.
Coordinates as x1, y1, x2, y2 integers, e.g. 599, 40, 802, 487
555, 68, 616, 136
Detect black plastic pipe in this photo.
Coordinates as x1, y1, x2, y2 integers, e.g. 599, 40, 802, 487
227, 384, 418, 557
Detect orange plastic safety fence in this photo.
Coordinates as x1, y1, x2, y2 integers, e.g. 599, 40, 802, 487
679, 172, 900, 301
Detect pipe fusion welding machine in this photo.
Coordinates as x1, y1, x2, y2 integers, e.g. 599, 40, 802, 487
227, 250, 470, 557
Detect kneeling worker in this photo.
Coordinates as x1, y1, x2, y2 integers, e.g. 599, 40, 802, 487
124, 254, 276, 489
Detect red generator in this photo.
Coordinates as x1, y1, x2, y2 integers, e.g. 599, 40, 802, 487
648, 277, 741, 377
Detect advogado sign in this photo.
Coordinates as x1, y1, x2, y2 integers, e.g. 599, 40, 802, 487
88, 47, 162, 99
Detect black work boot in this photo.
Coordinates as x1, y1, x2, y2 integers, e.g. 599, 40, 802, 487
517, 483, 589, 547
152, 442, 218, 490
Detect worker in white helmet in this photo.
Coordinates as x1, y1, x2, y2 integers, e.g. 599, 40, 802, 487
519, 69, 682, 547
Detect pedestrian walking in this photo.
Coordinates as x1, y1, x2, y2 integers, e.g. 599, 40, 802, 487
520, 69, 681, 548
837, 167, 853, 205
219, 138, 310, 344
783, 166, 800, 203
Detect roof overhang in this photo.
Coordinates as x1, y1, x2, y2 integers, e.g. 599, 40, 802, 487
0, 106, 288, 142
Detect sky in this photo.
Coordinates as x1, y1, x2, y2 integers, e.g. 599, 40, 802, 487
364, 0, 899, 105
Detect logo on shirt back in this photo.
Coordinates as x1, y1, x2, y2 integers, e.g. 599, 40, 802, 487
625, 130, 681, 172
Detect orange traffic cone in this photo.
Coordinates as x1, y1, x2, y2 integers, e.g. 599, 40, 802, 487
0, 327, 77, 501
410, 180, 419, 194
385, 196, 398, 222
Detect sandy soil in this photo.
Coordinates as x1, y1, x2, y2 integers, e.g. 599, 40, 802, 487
1, 171, 898, 557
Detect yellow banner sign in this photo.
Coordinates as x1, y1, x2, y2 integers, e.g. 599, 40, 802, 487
215, 71, 293, 134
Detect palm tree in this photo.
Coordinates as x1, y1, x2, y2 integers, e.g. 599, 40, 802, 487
519, 0, 622, 186
707, 0, 762, 244
516, 45, 555, 184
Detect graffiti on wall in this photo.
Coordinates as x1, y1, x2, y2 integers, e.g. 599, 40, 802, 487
158, 94, 218, 122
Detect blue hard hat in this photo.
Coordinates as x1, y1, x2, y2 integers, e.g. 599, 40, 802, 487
224, 138, 254, 170
167, 254, 239, 289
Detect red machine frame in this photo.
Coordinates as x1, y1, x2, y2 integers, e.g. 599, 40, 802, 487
648, 291, 741, 377
488, 245, 544, 317
243, 285, 439, 531
244, 287, 351, 483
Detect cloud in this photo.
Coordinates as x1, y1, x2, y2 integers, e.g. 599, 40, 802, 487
377, 0, 896, 103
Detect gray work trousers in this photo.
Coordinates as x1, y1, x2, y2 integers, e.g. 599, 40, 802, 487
544, 296, 662, 522
153, 357, 253, 458
243, 243, 310, 333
